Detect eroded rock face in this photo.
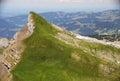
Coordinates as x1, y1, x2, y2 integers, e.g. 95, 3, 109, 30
0, 64, 8, 80
13, 13, 35, 42
27, 13, 35, 33
0, 13, 35, 81
0, 38, 9, 48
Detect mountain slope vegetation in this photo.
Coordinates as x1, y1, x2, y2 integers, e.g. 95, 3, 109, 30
11, 12, 120, 81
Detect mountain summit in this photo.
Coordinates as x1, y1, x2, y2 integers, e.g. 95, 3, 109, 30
0, 12, 120, 81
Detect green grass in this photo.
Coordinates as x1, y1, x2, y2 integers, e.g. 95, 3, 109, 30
0, 48, 3, 54
11, 12, 120, 81
78, 39, 120, 54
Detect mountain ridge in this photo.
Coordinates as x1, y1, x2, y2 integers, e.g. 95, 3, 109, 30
0, 12, 36, 81
12, 12, 120, 81
0, 12, 120, 81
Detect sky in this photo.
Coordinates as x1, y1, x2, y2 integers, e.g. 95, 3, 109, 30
0, 0, 119, 17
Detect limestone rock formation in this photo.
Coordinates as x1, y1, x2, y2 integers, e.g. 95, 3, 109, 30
0, 38, 9, 48
0, 12, 35, 81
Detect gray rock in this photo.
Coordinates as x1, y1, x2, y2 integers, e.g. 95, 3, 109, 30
0, 38, 9, 48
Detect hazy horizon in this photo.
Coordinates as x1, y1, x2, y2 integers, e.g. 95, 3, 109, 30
0, 0, 119, 17
0, 9, 119, 18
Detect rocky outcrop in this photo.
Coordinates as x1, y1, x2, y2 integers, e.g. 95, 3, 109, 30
0, 12, 35, 81
0, 38, 9, 49
55, 28, 120, 78
55, 31, 120, 64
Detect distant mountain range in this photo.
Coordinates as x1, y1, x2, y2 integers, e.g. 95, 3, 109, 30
0, 9, 120, 38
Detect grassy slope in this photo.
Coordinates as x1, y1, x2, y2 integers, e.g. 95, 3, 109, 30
0, 48, 3, 54
11, 12, 120, 81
